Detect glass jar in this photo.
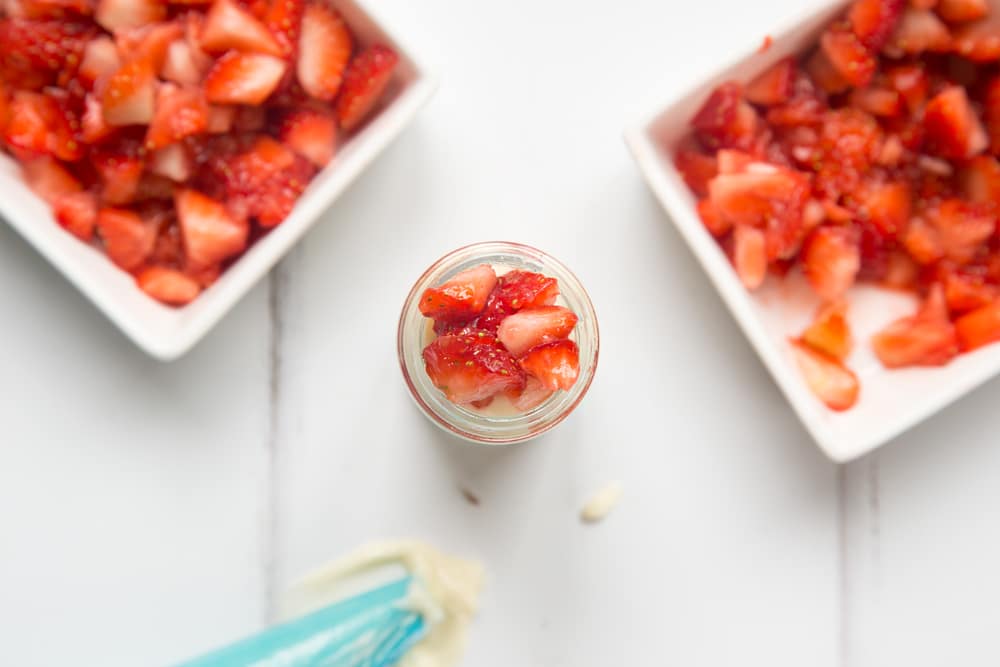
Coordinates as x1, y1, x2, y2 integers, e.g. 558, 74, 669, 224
397, 241, 599, 445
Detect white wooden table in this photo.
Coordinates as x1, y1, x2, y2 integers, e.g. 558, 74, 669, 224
2, 0, 1000, 664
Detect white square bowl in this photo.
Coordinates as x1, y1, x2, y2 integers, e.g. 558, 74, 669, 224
0, 0, 436, 361
625, 0, 1000, 462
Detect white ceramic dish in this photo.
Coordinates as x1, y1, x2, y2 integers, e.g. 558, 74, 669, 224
625, 0, 1000, 462
0, 0, 436, 361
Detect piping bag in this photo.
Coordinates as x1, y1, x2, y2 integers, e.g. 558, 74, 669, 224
175, 541, 484, 667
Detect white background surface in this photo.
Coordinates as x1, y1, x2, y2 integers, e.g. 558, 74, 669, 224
1, 0, 998, 664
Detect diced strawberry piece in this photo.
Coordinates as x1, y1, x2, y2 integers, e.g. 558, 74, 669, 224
95, 0, 166, 33
497, 306, 578, 357
803, 226, 861, 300
203, 51, 286, 105
78, 36, 121, 88
789, 338, 860, 411
91, 137, 145, 204
884, 249, 920, 289
150, 143, 193, 181
422, 330, 526, 404
766, 70, 827, 127
673, 142, 717, 197
848, 0, 905, 50
506, 376, 554, 412
519, 339, 580, 391
52, 190, 97, 241
476, 270, 560, 333
956, 299, 1000, 350
849, 86, 903, 116
263, 0, 302, 58
4, 91, 78, 160
959, 154, 1000, 204
923, 85, 988, 159
885, 63, 929, 111
161, 37, 212, 85
185, 262, 221, 288
0, 18, 95, 90
886, 7, 952, 54
273, 107, 338, 167
137, 266, 201, 305
943, 268, 997, 312
732, 223, 766, 289
802, 300, 853, 360
205, 104, 235, 133
145, 83, 209, 150
950, 13, 1000, 61
96, 207, 157, 270
200, 0, 281, 56
335, 44, 398, 131
716, 149, 754, 175
116, 21, 185, 75
925, 198, 995, 263
14, 0, 92, 19
821, 23, 876, 88
81, 93, 114, 143
982, 75, 1000, 154
902, 216, 945, 264
295, 3, 352, 101
21, 156, 81, 203
102, 58, 156, 126
872, 284, 959, 366
419, 263, 497, 324
698, 197, 730, 237
937, 0, 989, 22
174, 188, 247, 267
691, 81, 759, 151
745, 57, 796, 106
857, 180, 911, 236
806, 48, 850, 94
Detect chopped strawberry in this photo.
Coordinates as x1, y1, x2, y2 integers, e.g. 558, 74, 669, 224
418, 263, 497, 324
872, 284, 959, 366
116, 22, 184, 73
81, 93, 114, 143
273, 106, 338, 167
802, 300, 853, 360
821, 22, 876, 88
884, 249, 920, 288
885, 7, 952, 54
476, 270, 560, 332
203, 50, 286, 105
950, 13, 1000, 61
856, 180, 911, 236
849, 86, 903, 116
265, 0, 303, 57
805, 48, 850, 95
174, 188, 247, 267
52, 190, 97, 241
691, 81, 759, 151
78, 35, 122, 88
145, 83, 209, 150
885, 63, 929, 111
4, 90, 81, 160
982, 75, 1000, 154
137, 266, 201, 305
937, 0, 989, 22
674, 141, 718, 197
958, 154, 1000, 204
925, 198, 995, 263
732, 223, 767, 289
199, 0, 281, 56
956, 299, 1000, 350
422, 330, 526, 404
848, 0, 905, 50
205, 104, 235, 133
91, 137, 145, 204
0, 18, 95, 90
95, 0, 166, 33
789, 338, 860, 411
923, 85, 987, 159
161, 37, 212, 85
943, 267, 997, 312
96, 206, 157, 270
507, 376, 554, 412
698, 197, 730, 237
335, 44, 398, 131
519, 339, 580, 391
745, 57, 796, 106
296, 3, 352, 101
150, 143, 193, 181
497, 306, 578, 357
102, 58, 156, 126
21, 156, 81, 203
803, 226, 861, 300
766, 70, 827, 126
13, 0, 93, 19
